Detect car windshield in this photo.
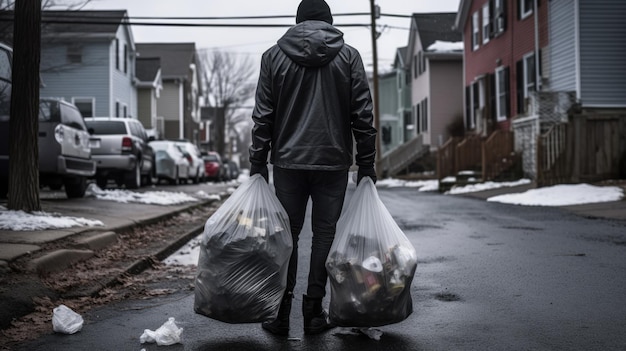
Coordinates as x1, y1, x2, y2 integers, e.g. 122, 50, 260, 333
85, 120, 127, 135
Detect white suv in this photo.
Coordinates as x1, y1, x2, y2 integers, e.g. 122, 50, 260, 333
84, 117, 155, 189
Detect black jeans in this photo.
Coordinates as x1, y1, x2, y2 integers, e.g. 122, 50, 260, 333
273, 167, 348, 299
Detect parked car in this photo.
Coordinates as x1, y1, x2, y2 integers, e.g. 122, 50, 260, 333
149, 140, 190, 185
222, 158, 240, 181
84, 117, 154, 189
173, 140, 205, 183
202, 151, 227, 182
0, 99, 97, 198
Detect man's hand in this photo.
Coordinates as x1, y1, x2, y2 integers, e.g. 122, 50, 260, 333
250, 163, 269, 183
357, 166, 377, 185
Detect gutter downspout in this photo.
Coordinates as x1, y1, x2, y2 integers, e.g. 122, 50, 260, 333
179, 80, 184, 139
534, 0, 541, 92
574, 0, 581, 101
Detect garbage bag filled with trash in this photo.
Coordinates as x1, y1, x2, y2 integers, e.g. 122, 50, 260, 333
326, 177, 417, 327
194, 174, 293, 323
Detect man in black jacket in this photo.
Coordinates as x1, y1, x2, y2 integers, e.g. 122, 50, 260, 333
249, 0, 377, 335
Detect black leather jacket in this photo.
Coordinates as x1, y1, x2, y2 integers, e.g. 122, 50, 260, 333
249, 20, 376, 171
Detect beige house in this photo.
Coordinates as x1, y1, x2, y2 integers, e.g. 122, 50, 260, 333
406, 13, 464, 151
136, 43, 202, 142
135, 57, 162, 136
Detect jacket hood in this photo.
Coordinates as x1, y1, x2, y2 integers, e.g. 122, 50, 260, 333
277, 20, 344, 67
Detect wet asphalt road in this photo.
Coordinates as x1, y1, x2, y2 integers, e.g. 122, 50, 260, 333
17, 185, 626, 350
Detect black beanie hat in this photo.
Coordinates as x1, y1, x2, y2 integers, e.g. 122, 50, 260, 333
296, 0, 333, 25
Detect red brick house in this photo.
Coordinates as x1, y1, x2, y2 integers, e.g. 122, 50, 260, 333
456, 0, 548, 135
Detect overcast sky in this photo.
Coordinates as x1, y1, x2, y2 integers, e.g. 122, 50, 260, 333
84, 0, 461, 71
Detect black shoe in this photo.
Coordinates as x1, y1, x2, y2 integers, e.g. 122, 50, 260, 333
302, 294, 336, 335
262, 292, 293, 336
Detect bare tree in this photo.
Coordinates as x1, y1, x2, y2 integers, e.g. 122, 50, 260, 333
8, 0, 41, 211
199, 50, 256, 157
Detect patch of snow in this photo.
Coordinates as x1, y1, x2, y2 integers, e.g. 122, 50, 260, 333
447, 179, 532, 194
0, 205, 103, 231
487, 183, 624, 206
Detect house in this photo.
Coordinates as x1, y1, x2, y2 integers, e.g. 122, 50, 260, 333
135, 43, 202, 142
454, 0, 626, 186
406, 13, 463, 152
135, 57, 163, 136
377, 47, 412, 157
35, 10, 137, 118
375, 14, 463, 178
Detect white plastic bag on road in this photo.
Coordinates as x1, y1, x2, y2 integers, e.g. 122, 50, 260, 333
52, 304, 84, 334
139, 317, 183, 346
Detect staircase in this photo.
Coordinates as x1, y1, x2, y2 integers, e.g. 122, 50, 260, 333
376, 135, 429, 178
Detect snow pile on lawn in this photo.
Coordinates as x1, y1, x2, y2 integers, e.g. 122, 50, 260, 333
487, 183, 624, 206
375, 178, 439, 192
447, 179, 532, 194
85, 184, 199, 205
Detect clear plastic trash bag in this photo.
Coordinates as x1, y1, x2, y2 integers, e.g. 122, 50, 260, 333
194, 174, 293, 323
52, 304, 83, 334
326, 177, 417, 327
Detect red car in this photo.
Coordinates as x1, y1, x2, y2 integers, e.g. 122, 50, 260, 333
202, 152, 226, 181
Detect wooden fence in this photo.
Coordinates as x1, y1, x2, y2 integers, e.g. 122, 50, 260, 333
437, 131, 516, 181
537, 111, 626, 187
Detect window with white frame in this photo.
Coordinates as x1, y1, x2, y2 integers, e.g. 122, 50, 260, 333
495, 67, 508, 121
122, 103, 128, 117
115, 101, 120, 117
472, 11, 480, 51
520, 0, 533, 20
482, 4, 490, 44
523, 53, 536, 99
494, 0, 506, 35
72, 97, 95, 117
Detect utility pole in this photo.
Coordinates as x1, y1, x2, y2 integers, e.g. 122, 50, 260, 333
369, 0, 381, 176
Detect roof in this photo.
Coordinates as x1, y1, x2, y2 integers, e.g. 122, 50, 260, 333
135, 43, 197, 79
394, 46, 408, 68
412, 13, 461, 50
136, 57, 161, 82
41, 10, 127, 35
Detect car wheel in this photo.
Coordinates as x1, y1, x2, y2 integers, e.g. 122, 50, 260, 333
125, 161, 141, 189
193, 168, 200, 184
169, 167, 179, 185
0, 177, 8, 199
64, 176, 87, 198
49, 183, 63, 191
96, 176, 108, 189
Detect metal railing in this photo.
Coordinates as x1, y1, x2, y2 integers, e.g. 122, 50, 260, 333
376, 134, 426, 177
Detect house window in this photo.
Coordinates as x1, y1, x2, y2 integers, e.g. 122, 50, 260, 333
67, 44, 82, 64
523, 53, 536, 96
115, 101, 120, 117
472, 11, 480, 51
416, 102, 421, 133
495, 66, 509, 121
413, 54, 418, 79
72, 97, 94, 117
494, 0, 506, 35
519, 0, 533, 20
123, 44, 128, 74
122, 104, 128, 117
422, 98, 428, 132
482, 4, 490, 44
115, 39, 119, 70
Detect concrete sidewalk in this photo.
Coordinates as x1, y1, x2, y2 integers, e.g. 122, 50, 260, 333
0, 197, 215, 272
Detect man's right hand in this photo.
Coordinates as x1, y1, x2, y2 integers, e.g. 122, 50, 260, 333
250, 163, 269, 183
